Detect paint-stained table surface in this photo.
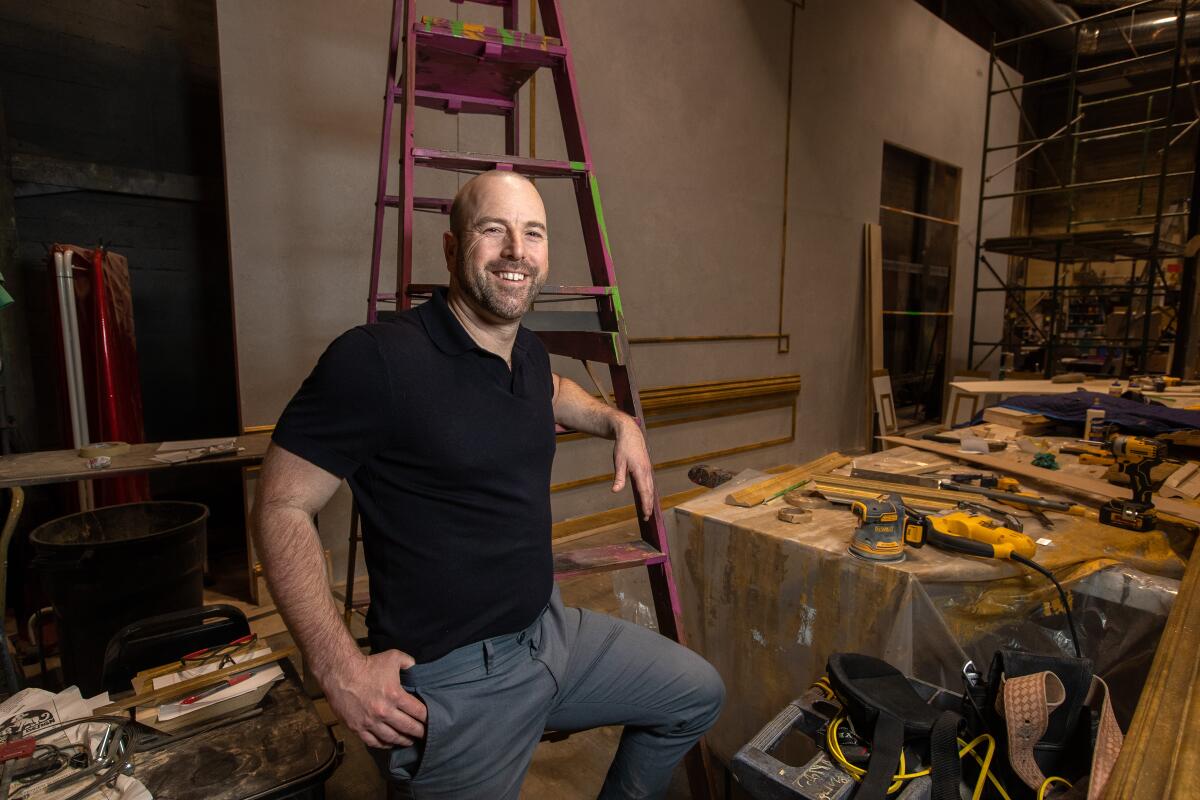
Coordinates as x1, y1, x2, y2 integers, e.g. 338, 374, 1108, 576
134, 658, 338, 800
0, 434, 271, 488
664, 459, 1185, 765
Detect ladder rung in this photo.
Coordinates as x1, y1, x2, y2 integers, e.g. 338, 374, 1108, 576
393, 86, 515, 116
414, 196, 453, 213
381, 195, 453, 213
537, 330, 624, 365
341, 541, 666, 613
406, 283, 615, 298
413, 147, 588, 178
552, 541, 666, 580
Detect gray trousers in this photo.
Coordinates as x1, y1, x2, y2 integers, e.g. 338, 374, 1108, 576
369, 586, 725, 799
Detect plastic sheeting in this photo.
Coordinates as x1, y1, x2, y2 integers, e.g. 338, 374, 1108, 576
613, 468, 1185, 765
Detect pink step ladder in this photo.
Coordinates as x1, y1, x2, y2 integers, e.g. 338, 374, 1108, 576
341, 1, 718, 796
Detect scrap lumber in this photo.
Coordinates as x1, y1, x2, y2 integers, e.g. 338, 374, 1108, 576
863, 223, 883, 451
725, 452, 851, 507
1160, 462, 1200, 501
880, 436, 1200, 525
981, 407, 1054, 434
95, 646, 296, 714
1101, 538, 1200, 799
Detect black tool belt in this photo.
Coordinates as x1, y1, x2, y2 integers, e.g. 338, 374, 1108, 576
827, 653, 962, 800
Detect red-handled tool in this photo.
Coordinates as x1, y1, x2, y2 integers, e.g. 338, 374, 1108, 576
180, 670, 253, 705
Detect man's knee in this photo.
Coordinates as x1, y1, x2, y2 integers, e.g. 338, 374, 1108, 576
675, 650, 724, 732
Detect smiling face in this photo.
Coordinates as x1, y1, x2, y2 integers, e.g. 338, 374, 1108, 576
444, 171, 549, 323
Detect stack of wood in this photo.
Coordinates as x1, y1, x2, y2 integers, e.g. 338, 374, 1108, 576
981, 407, 1055, 435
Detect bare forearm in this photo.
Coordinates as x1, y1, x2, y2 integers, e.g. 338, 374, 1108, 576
553, 375, 633, 438
252, 501, 361, 683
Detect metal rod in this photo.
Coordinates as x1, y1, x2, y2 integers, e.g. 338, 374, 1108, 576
994, 61, 1066, 185
991, 48, 1176, 95
1080, 77, 1200, 108
983, 169, 1193, 199
985, 117, 1188, 152
879, 204, 958, 226
969, 38, 997, 371
987, 114, 1083, 183
1140, 0, 1188, 372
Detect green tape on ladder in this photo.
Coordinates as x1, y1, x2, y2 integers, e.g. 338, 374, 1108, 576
589, 175, 612, 256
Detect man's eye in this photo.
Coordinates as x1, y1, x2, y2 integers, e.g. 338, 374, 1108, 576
526, 231, 545, 240
482, 227, 503, 235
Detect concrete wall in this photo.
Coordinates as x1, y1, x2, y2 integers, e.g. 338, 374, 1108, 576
216, 0, 1018, 579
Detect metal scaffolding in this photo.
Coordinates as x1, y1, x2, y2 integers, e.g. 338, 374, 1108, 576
968, 0, 1198, 378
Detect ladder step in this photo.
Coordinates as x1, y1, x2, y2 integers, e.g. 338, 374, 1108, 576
396, 87, 515, 116
552, 541, 667, 580
413, 17, 564, 108
537, 330, 624, 365
413, 147, 588, 178
344, 542, 667, 613
381, 196, 453, 213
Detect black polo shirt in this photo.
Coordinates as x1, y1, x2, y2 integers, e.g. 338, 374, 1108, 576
272, 288, 556, 663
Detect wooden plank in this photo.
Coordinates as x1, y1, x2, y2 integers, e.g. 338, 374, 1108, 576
95, 646, 296, 714
725, 452, 851, 507
0, 433, 271, 488
552, 540, 663, 580
1101, 541, 1200, 799
880, 436, 1200, 525
864, 223, 883, 451
981, 406, 1054, 433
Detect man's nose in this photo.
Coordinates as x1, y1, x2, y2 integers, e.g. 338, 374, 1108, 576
502, 230, 524, 261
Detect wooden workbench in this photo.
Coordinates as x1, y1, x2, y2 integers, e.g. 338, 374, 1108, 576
0, 433, 271, 488
660, 449, 1188, 774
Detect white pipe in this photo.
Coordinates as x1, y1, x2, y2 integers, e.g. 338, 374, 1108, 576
54, 250, 93, 510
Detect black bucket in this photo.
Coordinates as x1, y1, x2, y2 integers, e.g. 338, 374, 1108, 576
30, 501, 208, 695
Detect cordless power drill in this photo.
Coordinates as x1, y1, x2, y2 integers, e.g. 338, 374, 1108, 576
1099, 435, 1168, 532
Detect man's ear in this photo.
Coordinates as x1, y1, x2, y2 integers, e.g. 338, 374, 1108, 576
443, 230, 457, 273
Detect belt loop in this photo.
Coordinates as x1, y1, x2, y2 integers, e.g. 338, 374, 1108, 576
483, 639, 495, 674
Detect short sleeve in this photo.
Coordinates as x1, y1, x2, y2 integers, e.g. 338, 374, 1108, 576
271, 328, 392, 478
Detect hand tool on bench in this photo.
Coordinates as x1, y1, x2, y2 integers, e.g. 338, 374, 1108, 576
901, 503, 1082, 657
0, 738, 34, 800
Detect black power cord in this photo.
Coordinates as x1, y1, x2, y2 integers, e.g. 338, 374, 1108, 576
1011, 554, 1083, 659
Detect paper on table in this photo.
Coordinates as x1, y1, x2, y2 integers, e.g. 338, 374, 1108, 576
156, 664, 284, 722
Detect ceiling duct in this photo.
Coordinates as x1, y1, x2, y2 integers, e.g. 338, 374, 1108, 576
1010, 1, 1200, 55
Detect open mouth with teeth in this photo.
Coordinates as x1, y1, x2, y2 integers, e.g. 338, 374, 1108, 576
493, 270, 529, 283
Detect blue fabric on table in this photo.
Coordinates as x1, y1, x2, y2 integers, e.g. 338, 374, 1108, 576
963, 390, 1200, 435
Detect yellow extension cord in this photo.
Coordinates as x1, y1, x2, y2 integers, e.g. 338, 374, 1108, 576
823, 710, 1072, 800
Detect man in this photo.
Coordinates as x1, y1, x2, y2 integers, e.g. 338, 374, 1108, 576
253, 170, 724, 799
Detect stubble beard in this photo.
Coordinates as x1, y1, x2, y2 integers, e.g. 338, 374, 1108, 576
456, 251, 545, 321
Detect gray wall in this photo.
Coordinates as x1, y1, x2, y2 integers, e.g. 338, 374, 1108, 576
217, 0, 1017, 579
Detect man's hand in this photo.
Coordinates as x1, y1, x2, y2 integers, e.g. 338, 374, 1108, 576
612, 417, 656, 519
323, 649, 428, 749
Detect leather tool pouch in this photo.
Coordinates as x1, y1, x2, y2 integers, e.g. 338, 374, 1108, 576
827, 653, 962, 800
963, 648, 1123, 799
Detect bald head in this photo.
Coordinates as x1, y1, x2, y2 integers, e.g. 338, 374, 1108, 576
449, 170, 543, 240
443, 170, 550, 322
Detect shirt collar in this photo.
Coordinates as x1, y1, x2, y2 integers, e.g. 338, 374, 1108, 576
419, 287, 533, 359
